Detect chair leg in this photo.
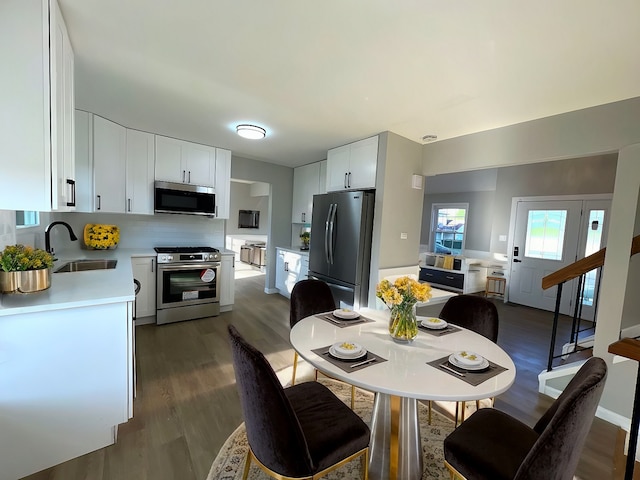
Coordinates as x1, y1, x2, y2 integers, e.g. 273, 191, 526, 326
292, 351, 298, 386
351, 385, 356, 410
461, 401, 466, 422
362, 447, 369, 480
242, 450, 252, 480
428, 400, 432, 425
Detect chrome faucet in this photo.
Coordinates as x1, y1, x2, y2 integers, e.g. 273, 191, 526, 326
45, 221, 78, 254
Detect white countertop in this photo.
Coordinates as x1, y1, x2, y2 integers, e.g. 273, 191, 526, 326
0, 248, 155, 316
276, 246, 309, 256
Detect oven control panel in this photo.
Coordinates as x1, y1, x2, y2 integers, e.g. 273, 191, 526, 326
157, 252, 221, 264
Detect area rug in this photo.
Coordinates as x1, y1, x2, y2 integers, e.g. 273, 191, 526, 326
206, 376, 455, 480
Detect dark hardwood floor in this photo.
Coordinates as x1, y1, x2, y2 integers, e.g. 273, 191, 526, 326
24, 275, 619, 480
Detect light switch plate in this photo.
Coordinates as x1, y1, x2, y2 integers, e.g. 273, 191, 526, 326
400, 232, 408, 240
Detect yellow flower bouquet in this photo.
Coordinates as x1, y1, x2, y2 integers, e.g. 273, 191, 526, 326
0, 244, 54, 293
376, 276, 432, 342
84, 224, 120, 250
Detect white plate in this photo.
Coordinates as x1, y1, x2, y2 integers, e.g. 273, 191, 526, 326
329, 345, 367, 360
452, 350, 485, 367
420, 317, 448, 329
449, 354, 490, 371
333, 309, 361, 320
331, 341, 364, 357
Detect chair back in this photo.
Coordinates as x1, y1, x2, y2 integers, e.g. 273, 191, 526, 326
439, 294, 499, 342
228, 325, 315, 477
290, 279, 336, 329
516, 357, 607, 480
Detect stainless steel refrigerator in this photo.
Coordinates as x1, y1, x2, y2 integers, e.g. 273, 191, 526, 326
308, 190, 375, 309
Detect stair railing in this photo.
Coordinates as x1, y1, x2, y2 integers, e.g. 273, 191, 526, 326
542, 235, 640, 371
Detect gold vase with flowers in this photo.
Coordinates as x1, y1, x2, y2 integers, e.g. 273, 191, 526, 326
0, 244, 54, 293
376, 276, 432, 342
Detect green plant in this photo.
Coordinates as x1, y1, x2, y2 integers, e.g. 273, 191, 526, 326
0, 244, 54, 272
300, 231, 310, 241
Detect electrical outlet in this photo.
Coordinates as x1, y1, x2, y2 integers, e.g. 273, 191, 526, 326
400, 232, 408, 240
499, 235, 507, 242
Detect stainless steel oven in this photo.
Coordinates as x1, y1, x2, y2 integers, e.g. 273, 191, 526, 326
155, 247, 221, 325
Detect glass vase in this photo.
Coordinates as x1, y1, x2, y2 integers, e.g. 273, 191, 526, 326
388, 302, 418, 342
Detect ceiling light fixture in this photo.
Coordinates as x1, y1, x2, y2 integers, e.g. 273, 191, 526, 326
236, 124, 266, 140
422, 134, 438, 142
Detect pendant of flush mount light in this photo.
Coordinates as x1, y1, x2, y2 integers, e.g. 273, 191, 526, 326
236, 124, 266, 140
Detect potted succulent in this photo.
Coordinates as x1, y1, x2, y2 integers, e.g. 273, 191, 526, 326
0, 244, 54, 293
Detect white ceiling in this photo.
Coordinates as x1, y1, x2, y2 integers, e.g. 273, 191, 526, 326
60, 0, 640, 168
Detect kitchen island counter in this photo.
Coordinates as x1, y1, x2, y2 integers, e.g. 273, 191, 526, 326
0, 248, 154, 316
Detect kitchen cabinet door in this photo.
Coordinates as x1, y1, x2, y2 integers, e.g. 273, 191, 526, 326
74, 110, 93, 212
347, 135, 378, 190
155, 135, 184, 183
93, 115, 126, 213
326, 136, 378, 192
276, 249, 303, 299
326, 144, 350, 192
0, 0, 75, 212
183, 141, 215, 187
131, 256, 156, 319
220, 254, 235, 310
292, 162, 321, 223
215, 148, 232, 218
125, 129, 155, 215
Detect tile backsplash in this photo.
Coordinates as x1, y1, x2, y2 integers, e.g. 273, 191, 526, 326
0, 210, 16, 249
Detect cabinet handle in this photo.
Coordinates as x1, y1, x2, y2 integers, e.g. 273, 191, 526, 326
66, 179, 76, 207
188, 171, 191, 183
344, 172, 348, 189
284, 261, 289, 272
96, 195, 101, 210
446, 276, 455, 280
348, 172, 352, 188
182, 170, 186, 182
301, 212, 305, 222
128, 198, 132, 212
151, 259, 154, 273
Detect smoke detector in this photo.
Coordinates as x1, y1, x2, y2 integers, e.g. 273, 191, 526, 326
422, 134, 438, 142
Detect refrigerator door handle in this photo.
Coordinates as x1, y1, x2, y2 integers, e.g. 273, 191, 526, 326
328, 203, 336, 264
324, 204, 333, 264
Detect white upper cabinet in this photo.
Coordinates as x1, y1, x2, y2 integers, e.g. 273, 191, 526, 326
292, 162, 322, 223
125, 129, 155, 215
0, 0, 75, 212
214, 148, 232, 219
93, 116, 126, 213
326, 135, 379, 192
155, 136, 215, 187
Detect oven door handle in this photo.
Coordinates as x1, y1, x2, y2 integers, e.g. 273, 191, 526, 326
157, 263, 220, 271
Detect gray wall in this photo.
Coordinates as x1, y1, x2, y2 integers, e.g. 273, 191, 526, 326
421, 191, 494, 252
491, 154, 617, 253
420, 155, 618, 256
230, 155, 293, 292
226, 182, 270, 236
422, 96, 640, 175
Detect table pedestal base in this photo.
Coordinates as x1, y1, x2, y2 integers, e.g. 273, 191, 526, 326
369, 393, 423, 480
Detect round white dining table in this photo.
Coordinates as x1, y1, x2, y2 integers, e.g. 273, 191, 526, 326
290, 307, 516, 480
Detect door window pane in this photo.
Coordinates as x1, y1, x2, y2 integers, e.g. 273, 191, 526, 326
582, 210, 605, 306
524, 210, 567, 261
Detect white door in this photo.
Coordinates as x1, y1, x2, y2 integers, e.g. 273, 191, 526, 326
571, 199, 610, 321
509, 200, 583, 314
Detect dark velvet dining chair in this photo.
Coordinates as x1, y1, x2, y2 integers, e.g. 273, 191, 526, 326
289, 279, 357, 409
228, 325, 370, 480
438, 294, 500, 425
443, 356, 607, 480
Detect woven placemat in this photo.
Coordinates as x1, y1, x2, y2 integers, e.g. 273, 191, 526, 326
427, 354, 508, 386
315, 313, 376, 328
312, 345, 387, 373
418, 324, 461, 337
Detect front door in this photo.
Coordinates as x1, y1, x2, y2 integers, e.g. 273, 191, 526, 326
509, 200, 583, 314
509, 198, 611, 316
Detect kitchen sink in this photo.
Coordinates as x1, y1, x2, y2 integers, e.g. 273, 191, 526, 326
54, 259, 118, 273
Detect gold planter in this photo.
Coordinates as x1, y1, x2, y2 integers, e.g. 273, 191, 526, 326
0, 271, 19, 293
0, 269, 51, 294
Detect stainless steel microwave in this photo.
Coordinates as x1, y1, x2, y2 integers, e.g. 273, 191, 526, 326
154, 181, 216, 217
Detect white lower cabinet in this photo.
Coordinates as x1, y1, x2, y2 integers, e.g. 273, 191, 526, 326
0, 301, 132, 480
131, 256, 156, 321
275, 248, 308, 299
220, 253, 235, 311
